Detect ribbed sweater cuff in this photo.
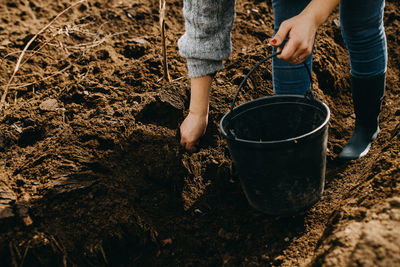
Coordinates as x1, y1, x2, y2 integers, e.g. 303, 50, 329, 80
186, 58, 223, 78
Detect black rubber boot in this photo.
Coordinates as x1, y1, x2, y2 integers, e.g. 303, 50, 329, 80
338, 73, 386, 160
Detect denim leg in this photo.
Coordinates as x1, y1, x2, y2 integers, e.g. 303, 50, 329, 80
340, 0, 387, 77
271, 0, 312, 95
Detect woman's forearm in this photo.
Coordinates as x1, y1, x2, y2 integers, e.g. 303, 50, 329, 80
189, 75, 213, 115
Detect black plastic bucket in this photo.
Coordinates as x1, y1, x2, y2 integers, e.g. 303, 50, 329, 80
220, 53, 330, 216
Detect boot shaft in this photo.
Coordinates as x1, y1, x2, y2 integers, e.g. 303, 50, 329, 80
351, 73, 386, 129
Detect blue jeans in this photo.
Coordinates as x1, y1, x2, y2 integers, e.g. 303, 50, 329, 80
271, 0, 387, 95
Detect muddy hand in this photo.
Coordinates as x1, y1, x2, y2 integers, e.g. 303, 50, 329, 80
180, 112, 208, 153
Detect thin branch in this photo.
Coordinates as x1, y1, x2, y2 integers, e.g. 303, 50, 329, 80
44, 31, 126, 50
18, 242, 30, 267
20, 36, 58, 66
0, 0, 87, 111
160, 0, 171, 83
8, 65, 71, 89
4, 50, 55, 60
9, 242, 18, 267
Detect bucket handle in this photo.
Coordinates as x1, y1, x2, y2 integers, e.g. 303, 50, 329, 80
229, 51, 314, 113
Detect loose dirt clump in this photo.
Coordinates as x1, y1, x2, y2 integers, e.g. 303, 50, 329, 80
311, 197, 400, 267
0, 0, 399, 266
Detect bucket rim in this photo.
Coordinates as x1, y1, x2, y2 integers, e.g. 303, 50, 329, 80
219, 94, 331, 145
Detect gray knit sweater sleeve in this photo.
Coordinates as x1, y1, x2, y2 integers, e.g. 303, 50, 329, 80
178, 0, 235, 78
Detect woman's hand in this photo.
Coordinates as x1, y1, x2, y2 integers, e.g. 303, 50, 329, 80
180, 111, 208, 152
269, 13, 318, 65
269, 0, 340, 65
180, 75, 212, 152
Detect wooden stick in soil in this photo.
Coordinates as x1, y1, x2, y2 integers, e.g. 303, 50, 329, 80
0, 0, 87, 112
9, 242, 18, 267
18, 242, 31, 267
160, 0, 171, 83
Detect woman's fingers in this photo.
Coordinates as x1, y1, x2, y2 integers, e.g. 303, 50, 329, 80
180, 137, 199, 153
270, 21, 305, 63
186, 142, 199, 153
269, 13, 317, 64
277, 37, 312, 64
278, 35, 310, 64
269, 21, 290, 46
179, 112, 208, 153
289, 47, 310, 64
280, 39, 299, 62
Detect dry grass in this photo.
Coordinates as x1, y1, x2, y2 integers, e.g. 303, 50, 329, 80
0, 0, 87, 112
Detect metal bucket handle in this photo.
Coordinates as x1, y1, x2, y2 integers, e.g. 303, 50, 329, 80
226, 51, 314, 139
230, 51, 314, 112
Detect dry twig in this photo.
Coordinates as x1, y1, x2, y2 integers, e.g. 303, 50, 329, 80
0, 0, 87, 112
99, 244, 108, 264
9, 242, 18, 267
159, 0, 171, 83
4, 50, 54, 60
8, 65, 71, 90
18, 241, 31, 267
57, 31, 127, 50
20, 36, 58, 66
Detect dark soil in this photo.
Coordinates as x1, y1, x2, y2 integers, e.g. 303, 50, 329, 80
0, 0, 400, 266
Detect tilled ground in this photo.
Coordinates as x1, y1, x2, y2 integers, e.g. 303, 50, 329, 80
0, 0, 400, 266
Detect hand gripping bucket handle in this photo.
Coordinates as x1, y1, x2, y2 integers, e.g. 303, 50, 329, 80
226, 51, 315, 139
